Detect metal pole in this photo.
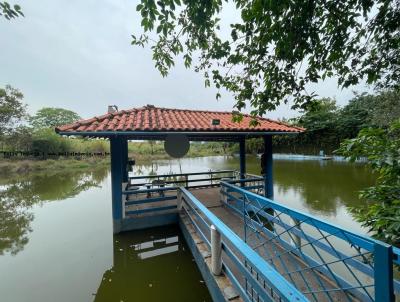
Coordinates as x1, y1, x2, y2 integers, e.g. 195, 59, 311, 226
121, 139, 128, 183
263, 135, 273, 199
211, 225, 222, 275
239, 138, 246, 187
374, 243, 394, 301
110, 137, 123, 234
290, 218, 301, 249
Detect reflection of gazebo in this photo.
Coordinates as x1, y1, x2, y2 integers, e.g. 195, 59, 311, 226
56, 105, 303, 233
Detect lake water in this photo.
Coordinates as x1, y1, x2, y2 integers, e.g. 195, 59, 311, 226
0, 155, 375, 302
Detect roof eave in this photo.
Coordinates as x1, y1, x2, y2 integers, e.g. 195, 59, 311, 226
57, 130, 303, 137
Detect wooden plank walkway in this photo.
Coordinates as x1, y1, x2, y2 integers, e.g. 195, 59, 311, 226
189, 187, 357, 302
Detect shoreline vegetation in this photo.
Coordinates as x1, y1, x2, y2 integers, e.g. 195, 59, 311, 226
0, 141, 231, 175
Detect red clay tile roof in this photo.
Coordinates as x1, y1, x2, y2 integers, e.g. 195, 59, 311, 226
55, 105, 304, 134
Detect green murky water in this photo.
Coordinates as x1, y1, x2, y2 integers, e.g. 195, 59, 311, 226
0, 156, 375, 301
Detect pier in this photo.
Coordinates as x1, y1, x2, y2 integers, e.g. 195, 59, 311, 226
56, 105, 399, 301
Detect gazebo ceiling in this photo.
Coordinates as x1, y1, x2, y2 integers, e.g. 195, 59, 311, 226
55, 105, 304, 141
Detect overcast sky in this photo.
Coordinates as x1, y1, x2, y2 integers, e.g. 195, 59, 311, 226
0, 0, 372, 120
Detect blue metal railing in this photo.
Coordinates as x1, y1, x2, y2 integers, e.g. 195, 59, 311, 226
221, 181, 399, 302
123, 170, 235, 217
128, 170, 236, 188
180, 187, 308, 302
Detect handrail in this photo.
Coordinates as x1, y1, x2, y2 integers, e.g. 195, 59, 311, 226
221, 181, 399, 301
129, 170, 235, 180
221, 181, 385, 252
180, 187, 308, 302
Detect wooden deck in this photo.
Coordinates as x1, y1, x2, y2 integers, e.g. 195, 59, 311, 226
188, 187, 356, 302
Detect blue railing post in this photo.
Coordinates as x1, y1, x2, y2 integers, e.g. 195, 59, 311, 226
239, 138, 246, 187
110, 137, 123, 233
263, 135, 273, 199
121, 139, 128, 183
374, 242, 394, 302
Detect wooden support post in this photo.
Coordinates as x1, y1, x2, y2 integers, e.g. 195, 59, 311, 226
121, 139, 128, 183
211, 225, 222, 275
110, 137, 124, 234
239, 138, 246, 186
263, 135, 273, 199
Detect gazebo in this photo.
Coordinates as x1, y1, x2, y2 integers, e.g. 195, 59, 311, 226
55, 106, 397, 302
56, 105, 302, 233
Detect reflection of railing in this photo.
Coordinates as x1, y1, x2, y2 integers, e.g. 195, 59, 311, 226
123, 170, 235, 217
221, 181, 399, 302
179, 187, 308, 302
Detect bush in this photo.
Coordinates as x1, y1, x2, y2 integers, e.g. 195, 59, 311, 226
31, 128, 71, 154
338, 120, 400, 246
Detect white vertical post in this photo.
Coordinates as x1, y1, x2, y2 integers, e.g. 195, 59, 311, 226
177, 189, 183, 211
220, 183, 227, 204
211, 224, 222, 275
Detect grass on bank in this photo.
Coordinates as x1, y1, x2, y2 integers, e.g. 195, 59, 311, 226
0, 158, 110, 175
0, 141, 232, 175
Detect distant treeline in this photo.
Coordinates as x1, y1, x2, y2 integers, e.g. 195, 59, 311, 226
244, 89, 400, 155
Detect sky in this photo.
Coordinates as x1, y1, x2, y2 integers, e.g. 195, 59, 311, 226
0, 0, 372, 120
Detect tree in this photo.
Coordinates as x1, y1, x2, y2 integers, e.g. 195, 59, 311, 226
5, 126, 33, 151
31, 128, 71, 154
336, 93, 376, 140
29, 107, 81, 129
0, 85, 27, 136
369, 89, 400, 127
337, 120, 400, 246
132, 0, 399, 116
0, 1, 23, 20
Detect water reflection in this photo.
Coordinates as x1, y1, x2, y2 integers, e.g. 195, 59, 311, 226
0, 167, 108, 255
94, 225, 212, 302
131, 156, 375, 230
271, 160, 375, 212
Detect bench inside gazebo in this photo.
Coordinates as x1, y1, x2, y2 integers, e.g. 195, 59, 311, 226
56, 105, 398, 302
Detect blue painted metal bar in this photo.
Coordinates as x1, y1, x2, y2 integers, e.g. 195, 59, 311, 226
123, 186, 178, 195
222, 244, 272, 301
180, 187, 308, 302
243, 202, 375, 278
181, 201, 211, 248
239, 138, 246, 182
110, 137, 123, 233
121, 139, 128, 183
243, 204, 372, 301
223, 185, 400, 297
222, 181, 376, 251
125, 195, 177, 206
222, 264, 251, 302
125, 205, 177, 216
129, 170, 235, 179
263, 135, 273, 198
242, 185, 264, 190
221, 181, 400, 300
226, 177, 262, 183
374, 243, 394, 302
